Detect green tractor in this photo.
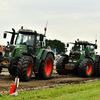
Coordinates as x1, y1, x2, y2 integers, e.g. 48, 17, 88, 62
0, 26, 54, 81
56, 39, 100, 77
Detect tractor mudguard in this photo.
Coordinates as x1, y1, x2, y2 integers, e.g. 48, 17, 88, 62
61, 54, 69, 60
40, 49, 55, 61
34, 49, 55, 73
22, 53, 36, 59
84, 56, 94, 63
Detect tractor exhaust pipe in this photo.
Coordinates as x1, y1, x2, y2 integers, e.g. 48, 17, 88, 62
10, 28, 16, 44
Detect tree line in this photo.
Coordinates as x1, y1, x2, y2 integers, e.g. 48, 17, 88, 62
46, 39, 67, 54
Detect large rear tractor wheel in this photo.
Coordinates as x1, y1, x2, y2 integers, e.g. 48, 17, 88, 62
56, 56, 68, 75
78, 58, 94, 77
35, 53, 54, 79
17, 56, 33, 81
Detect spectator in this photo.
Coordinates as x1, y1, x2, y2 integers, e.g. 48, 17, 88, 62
84, 45, 89, 56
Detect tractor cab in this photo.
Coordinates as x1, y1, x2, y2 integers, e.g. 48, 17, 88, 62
3, 26, 46, 58
67, 39, 97, 61
15, 27, 46, 55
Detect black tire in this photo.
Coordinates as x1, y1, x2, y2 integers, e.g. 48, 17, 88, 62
8, 68, 16, 76
0, 67, 2, 73
94, 59, 100, 76
35, 73, 40, 79
56, 56, 68, 75
17, 56, 33, 81
35, 53, 54, 79
78, 58, 94, 77
57, 71, 68, 75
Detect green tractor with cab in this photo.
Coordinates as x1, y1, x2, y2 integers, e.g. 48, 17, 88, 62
56, 39, 100, 77
0, 26, 54, 81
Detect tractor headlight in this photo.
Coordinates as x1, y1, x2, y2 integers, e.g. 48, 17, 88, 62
73, 61, 77, 62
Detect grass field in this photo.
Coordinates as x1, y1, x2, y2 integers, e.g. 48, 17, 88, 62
1, 80, 100, 100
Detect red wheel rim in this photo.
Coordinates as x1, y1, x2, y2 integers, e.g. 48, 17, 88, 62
27, 62, 32, 76
86, 63, 92, 74
45, 59, 52, 75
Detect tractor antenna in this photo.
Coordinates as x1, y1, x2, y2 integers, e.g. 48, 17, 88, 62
44, 20, 48, 36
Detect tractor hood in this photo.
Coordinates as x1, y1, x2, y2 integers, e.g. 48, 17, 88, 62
4, 45, 15, 57
69, 51, 85, 63
4, 45, 28, 59
14, 45, 28, 51
11, 45, 28, 58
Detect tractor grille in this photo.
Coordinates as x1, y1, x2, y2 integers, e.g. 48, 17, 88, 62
5, 47, 10, 57
69, 51, 80, 60
5, 45, 15, 57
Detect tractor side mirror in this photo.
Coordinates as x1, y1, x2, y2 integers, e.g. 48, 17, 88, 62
40, 35, 43, 41
95, 45, 97, 49
4, 33, 7, 38
67, 43, 69, 47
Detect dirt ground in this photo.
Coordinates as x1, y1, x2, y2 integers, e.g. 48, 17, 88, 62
0, 68, 100, 94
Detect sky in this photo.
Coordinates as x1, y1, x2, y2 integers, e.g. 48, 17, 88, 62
0, 0, 100, 52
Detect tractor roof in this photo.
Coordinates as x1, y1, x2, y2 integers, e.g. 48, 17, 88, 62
76, 41, 96, 46
18, 29, 45, 37
68, 41, 96, 46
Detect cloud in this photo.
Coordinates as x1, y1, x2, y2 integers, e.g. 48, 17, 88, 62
0, 0, 100, 52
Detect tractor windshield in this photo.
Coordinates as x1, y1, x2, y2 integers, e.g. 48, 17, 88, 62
15, 33, 35, 46
71, 44, 95, 52
71, 44, 82, 51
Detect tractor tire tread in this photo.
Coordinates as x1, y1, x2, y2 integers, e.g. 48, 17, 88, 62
17, 55, 33, 81
78, 58, 94, 77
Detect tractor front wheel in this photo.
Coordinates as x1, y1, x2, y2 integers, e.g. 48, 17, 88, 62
35, 53, 54, 79
56, 56, 68, 75
17, 56, 33, 81
78, 58, 94, 77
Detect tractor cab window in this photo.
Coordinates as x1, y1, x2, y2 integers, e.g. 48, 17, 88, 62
89, 45, 95, 50
75, 44, 80, 51
16, 33, 34, 46
72, 44, 81, 51
89, 45, 95, 54
36, 35, 41, 47
36, 35, 46, 47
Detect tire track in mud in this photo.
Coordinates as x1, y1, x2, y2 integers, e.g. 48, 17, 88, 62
0, 69, 100, 94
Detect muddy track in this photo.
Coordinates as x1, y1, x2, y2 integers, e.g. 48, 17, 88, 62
0, 69, 100, 94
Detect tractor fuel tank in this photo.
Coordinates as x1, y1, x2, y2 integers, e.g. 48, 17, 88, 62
65, 62, 78, 70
